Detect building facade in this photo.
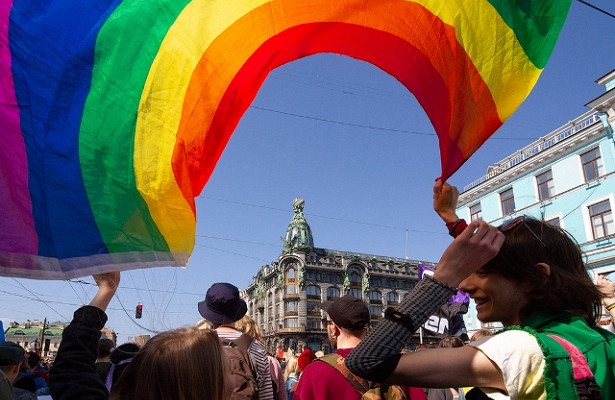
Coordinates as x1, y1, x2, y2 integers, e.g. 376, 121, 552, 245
241, 198, 436, 355
456, 68, 615, 331
4, 319, 117, 359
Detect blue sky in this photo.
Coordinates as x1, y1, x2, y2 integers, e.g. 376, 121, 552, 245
2, 1, 614, 343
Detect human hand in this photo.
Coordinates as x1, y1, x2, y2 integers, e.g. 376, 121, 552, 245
90, 271, 120, 311
433, 221, 505, 287
597, 275, 615, 304
433, 179, 460, 224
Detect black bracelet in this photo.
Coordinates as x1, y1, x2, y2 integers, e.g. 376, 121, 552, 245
448, 218, 463, 235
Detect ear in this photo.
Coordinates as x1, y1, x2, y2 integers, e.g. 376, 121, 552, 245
536, 262, 551, 277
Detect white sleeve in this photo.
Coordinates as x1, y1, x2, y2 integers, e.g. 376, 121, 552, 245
469, 330, 546, 400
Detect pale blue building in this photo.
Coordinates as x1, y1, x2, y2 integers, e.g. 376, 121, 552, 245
456, 68, 615, 332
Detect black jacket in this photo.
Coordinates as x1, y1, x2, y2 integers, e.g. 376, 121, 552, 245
49, 306, 110, 400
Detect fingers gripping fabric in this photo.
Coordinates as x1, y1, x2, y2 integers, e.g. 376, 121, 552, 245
345, 276, 457, 382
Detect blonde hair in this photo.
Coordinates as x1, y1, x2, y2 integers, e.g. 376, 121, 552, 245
283, 355, 299, 381
235, 315, 264, 343
110, 327, 228, 400
195, 318, 213, 330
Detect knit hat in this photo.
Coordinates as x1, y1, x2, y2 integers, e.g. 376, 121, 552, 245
0, 342, 26, 366
198, 282, 247, 324
321, 295, 370, 330
297, 348, 316, 371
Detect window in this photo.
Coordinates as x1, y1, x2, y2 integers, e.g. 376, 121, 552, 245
387, 292, 399, 305
581, 148, 603, 182
402, 281, 416, 290
347, 266, 363, 298
327, 287, 340, 299
285, 284, 297, 295
306, 301, 320, 313
546, 217, 561, 228
349, 269, 362, 284
589, 200, 614, 239
369, 305, 383, 317
469, 203, 482, 221
368, 290, 382, 303
284, 318, 298, 328
536, 170, 554, 201
285, 263, 298, 295
285, 301, 298, 312
348, 288, 362, 299
306, 285, 321, 298
500, 188, 515, 216
306, 318, 320, 330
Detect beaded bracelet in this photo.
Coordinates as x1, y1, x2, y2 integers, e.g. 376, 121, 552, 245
606, 303, 615, 311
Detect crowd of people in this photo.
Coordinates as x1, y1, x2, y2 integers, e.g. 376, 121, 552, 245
1, 181, 614, 399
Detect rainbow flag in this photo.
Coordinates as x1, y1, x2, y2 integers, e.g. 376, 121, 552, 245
0, 0, 571, 279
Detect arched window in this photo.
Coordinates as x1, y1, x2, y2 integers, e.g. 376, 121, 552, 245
306, 285, 321, 298
285, 262, 298, 296
368, 290, 382, 303
387, 292, 399, 305
347, 265, 363, 299
327, 287, 340, 299
348, 268, 362, 283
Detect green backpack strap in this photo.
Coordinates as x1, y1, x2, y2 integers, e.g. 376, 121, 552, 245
317, 353, 370, 394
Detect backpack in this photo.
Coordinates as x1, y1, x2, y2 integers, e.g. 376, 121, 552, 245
317, 353, 408, 400
220, 333, 260, 400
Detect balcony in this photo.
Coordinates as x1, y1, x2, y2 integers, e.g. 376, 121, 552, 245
463, 110, 601, 192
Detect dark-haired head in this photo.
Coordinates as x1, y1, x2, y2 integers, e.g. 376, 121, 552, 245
482, 216, 601, 325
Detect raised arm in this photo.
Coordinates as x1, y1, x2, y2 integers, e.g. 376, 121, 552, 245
50, 272, 120, 400
433, 179, 459, 224
433, 180, 467, 237
345, 221, 504, 383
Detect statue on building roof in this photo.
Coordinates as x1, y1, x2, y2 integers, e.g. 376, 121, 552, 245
283, 197, 314, 253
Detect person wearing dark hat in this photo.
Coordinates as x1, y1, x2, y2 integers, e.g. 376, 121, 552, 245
0, 341, 36, 400
199, 282, 274, 400
293, 295, 426, 400
293, 295, 371, 400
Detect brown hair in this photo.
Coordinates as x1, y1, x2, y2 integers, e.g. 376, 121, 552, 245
469, 329, 492, 342
483, 216, 602, 326
438, 336, 464, 348
235, 315, 264, 343
110, 328, 228, 400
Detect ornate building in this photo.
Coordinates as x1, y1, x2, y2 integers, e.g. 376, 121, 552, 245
241, 198, 436, 355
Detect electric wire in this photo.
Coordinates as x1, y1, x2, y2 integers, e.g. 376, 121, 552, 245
576, 0, 615, 19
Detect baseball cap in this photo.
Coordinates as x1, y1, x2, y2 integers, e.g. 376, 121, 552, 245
321, 295, 370, 330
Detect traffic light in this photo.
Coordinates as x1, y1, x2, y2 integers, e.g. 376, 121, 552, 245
135, 304, 143, 319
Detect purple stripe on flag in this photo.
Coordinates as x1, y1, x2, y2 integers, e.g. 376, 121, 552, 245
0, 0, 38, 255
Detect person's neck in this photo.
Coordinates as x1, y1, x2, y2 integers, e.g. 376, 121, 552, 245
335, 334, 362, 349
215, 324, 238, 332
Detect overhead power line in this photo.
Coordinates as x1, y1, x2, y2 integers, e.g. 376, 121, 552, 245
576, 0, 615, 19
249, 105, 539, 141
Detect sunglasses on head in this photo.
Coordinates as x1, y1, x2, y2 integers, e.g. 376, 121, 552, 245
499, 216, 545, 247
